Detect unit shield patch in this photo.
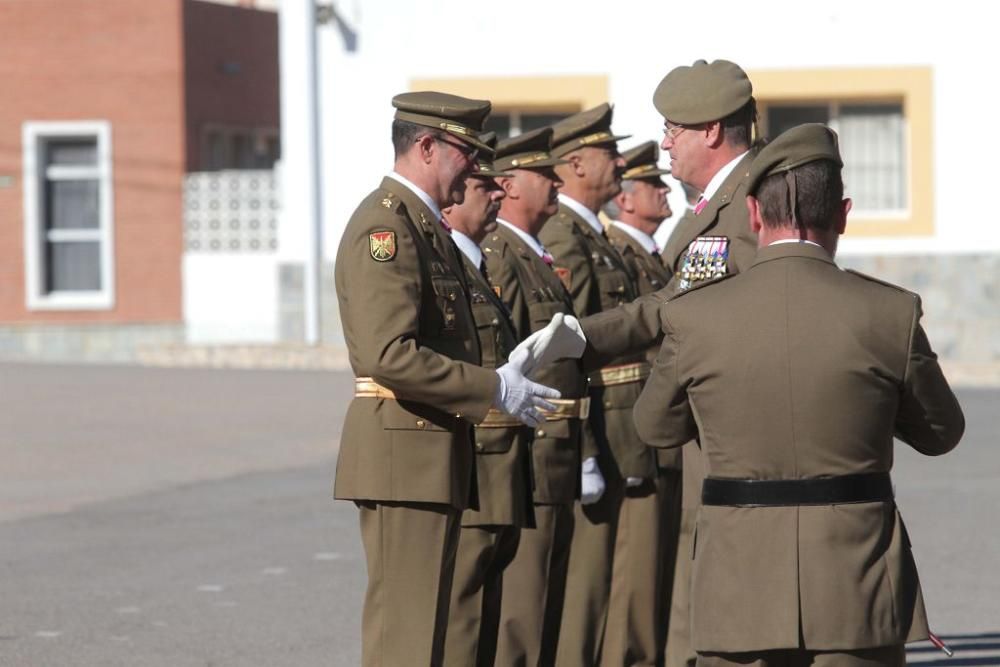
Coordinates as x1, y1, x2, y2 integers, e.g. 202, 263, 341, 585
678, 236, 729, 291
369, 230, 396, 262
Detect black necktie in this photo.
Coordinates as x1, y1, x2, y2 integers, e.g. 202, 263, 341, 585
479, 259, 490, 283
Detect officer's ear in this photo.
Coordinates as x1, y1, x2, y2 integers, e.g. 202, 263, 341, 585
616, 190, 633, 215
835, 197, 852, 235
746, 195, 764, 234
498, 175, 518, 200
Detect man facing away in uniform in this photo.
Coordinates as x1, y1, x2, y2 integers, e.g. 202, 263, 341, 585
633, 123, 965, 667
332, 92, 563, 667
603, 140, 683, 666
479, 128, 590, 666
440, 135, 537, 667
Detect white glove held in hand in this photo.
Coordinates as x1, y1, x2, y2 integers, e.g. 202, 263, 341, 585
580, 456, 606, 505
495, 359, 561, 428
508, 313, 587, 377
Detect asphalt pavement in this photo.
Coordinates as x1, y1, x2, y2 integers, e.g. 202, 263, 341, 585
0, 363, 997, 666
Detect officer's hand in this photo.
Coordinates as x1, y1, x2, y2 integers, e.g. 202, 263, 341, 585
508, 313, 588, 377
581, 456, 606, 505
494, 361, 561, 428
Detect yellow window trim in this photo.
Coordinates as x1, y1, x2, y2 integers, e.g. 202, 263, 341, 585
749, 66, 933, 237
409, 75, 609, 117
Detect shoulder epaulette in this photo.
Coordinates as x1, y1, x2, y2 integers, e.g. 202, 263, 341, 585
843, 269, 917, 297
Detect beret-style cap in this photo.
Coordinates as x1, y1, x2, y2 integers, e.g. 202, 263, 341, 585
747, 123, 843, 196
549, 103, 630, 158
653, 59, 753, 124
393, 91, 492, 152
620, 140, 670, 180
493, 127, 568, 173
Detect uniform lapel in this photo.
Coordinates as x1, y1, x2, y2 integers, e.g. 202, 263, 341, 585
663, 151, 756, 271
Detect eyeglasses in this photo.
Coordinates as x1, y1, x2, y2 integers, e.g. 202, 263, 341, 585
434, 135, 479, 162
663, 124, 687, 142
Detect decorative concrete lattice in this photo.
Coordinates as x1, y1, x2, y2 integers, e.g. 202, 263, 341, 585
183, 170, 279, 253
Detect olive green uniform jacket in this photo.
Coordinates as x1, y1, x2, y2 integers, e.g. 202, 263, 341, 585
633, 242, 965, 653
607, 223, 681, 473
539, 202, 655, 479
482, 225, 588, 505
459, 252, 534, 527
333, 176, 499, 510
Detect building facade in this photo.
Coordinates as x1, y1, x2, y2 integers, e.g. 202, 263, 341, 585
0, 0, 278, 360
276, 0, 999, 374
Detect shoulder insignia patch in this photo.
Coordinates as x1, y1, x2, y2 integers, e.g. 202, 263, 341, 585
553, 266, 572, 291
381, 197, 393, 208
369, 230, 396, 262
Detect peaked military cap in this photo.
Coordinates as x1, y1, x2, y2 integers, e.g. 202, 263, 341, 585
493, 127, 568, 172
392, 91, 493, 152
471, 131, 511, 178
653, 59, 753, 124
747, 123, 843, 196
620, 140, 670, 180
549, 103, 631, 157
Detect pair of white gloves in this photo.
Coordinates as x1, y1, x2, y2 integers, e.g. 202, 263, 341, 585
493, 313, 638, 506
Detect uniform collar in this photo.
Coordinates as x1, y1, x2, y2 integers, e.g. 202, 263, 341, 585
751, 239, 836, 268
386, 171, 443, 224
451, 229, 483, 268
702, 150, 749, 202
497, 219, 546, 258
558, 193, 604, 235
610, 220, 658, 255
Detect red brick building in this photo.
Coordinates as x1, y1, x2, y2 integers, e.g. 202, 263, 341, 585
0, 0, 278, 359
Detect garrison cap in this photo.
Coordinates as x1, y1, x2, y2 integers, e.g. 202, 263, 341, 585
620, 141, 671, 180
493, 127, 568, 172
471, 132, 510, 178
653, 59, 753, 124
746, 123, 843, 196
392, 91, 493, 152
549, 103, 630, 157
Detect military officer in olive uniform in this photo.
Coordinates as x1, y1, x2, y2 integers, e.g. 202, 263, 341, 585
440, 135, 537, 667
533, 104, 657, 667
575, 61, 761, 667
333, 92, 559, 667
634, 123, 965, 667
603, 140, 683, 666
479, 128, 590, 666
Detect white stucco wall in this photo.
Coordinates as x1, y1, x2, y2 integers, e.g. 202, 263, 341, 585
277, 0, 1000, 270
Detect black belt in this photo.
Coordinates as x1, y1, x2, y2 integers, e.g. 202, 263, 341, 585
701, 472, 893, 507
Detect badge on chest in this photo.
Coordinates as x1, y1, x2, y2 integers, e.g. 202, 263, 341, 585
679, 236, 729, 292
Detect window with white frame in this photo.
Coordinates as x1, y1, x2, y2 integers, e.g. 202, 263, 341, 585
763, 102, 907, 214
22, 121, 114, 310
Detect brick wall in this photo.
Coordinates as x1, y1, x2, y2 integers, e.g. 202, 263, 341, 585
0, 0, 187, 325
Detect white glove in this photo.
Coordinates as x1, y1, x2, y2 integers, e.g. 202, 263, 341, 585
580, 456, 606, 505
508, 313, 587, 377
626, 476, 645, 488
495, 357, 561, 428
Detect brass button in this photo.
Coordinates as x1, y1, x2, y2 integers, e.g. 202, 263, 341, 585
416, 419, 426, 429
536, 429, 546, 437
455, 412, 462, 419
448, 293, 457, 301
491, 318, 499, 325
604, 401, 613, 408
476, 442, 484, 451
